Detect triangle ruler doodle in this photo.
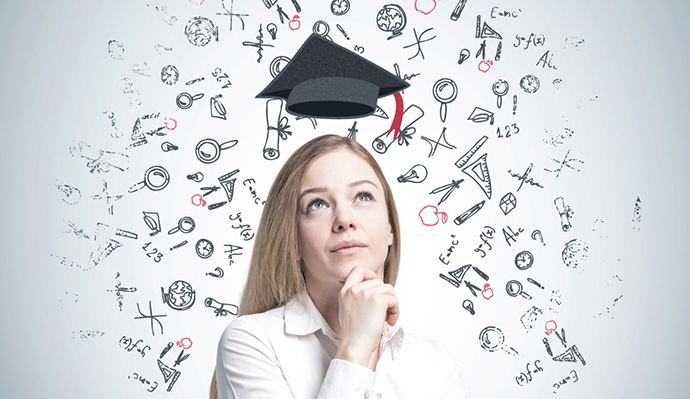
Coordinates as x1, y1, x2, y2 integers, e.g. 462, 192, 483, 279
552, 345, 586, 365
157, 359, 182, 391
439, 264, 471, 288
475, 15, 502, 39
462, 153, 492, 199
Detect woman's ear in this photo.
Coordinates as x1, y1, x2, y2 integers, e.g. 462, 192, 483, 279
388, 223, 394, 246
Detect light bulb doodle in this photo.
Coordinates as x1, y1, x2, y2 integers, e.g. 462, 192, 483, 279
397, 164, 428, 183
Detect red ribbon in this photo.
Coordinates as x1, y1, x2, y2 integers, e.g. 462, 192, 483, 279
386, 92, 404, 142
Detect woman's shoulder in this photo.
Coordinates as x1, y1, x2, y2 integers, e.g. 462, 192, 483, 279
400, 330, 458, 363
220, 306, 285, 341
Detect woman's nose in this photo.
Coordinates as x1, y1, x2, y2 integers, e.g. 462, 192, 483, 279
332, 206, 356, 232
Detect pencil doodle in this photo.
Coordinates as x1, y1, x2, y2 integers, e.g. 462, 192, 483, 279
450, 0, 467, 21
536, 50, 557, 69
455, 201, 485, 226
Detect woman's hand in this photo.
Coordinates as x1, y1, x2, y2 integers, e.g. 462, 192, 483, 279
335, 266, 399, 370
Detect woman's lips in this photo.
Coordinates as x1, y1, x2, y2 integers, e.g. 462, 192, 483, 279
331, 240, 366, 254
332, 246, 365, 255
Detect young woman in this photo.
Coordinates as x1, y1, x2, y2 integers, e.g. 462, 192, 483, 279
212, 135, 466, 398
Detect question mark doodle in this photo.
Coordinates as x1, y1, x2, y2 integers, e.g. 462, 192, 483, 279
206, 267, 224, 278
531, 230, 545, 246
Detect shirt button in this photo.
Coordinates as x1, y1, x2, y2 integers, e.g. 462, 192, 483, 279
377, 394, 383, 399
364, 393, 369, 399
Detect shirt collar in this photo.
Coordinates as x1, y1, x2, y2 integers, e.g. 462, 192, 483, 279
284, 292, 406, 359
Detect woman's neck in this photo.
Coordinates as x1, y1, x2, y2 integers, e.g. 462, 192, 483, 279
306, 282, 343, 336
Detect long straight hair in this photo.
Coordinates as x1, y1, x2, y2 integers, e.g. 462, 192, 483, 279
210, 134, 401, 398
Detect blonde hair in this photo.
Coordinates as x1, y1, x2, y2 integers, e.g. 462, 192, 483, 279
211, 134, 401, 397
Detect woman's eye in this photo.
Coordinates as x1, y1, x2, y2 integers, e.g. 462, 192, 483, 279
307, 199, 327, 212
356, 192, 373, 202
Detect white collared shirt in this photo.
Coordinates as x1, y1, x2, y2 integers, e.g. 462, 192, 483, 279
216, 293, 467, 398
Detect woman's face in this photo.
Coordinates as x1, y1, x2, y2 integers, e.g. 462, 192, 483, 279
297, 149, 393, 290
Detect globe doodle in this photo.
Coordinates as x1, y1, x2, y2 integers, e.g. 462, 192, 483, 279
161, 280, 196, 311
185, 16, 218, 47
376, 4, 406, 40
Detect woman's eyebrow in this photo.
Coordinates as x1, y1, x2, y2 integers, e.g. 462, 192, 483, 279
349, 179, 379, 190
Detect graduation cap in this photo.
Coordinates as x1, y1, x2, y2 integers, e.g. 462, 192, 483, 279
256, 34, 409, 140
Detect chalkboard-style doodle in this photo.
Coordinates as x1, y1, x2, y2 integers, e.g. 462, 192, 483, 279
128, 165, 170, 193
499, 192, 517, 215
421, 127, 456, 157
450, 0, 467, 21
331, 0, 350, 15
161, 65, 179, 85
256, 34, 409, 143
312, 20, 333, 41
403, 27, 436, 60
219, 169, 239, 206
269, 56, 291, 78
454, 200, 485, 226
439, 264, 470, 288
372, 104, 424, 154
457, 48, 470, 64
143, 211, 162, 236
515, 360, 544, 386
161, 142, 178, 152
515, 250, 534, 270
196, 238, 214, 259
632, 196, 642, 226
545, 320, 557, 335
554, 197, 573, 231
210, 94, 227, 119
432, 78, 458, 122
461, 154, 492, 199
107, 40, 124, 60
536, 50, 557, 69
506, 280, 532, 299
398, 164, 428, 183
377, 4, 406, 40
266, 23, 277, 39
346, 121, 358, 140
187, 172, 204, 182
134, 301, 167, 335
108, 272, 137, 312
185, 16, 218, 46
176, 92, 204, 109
531, 229, 545, 245
161, 280, 196, 311
462, 299, 475, 315
508, 163, 544, 191
157, 359, 181, 392
494, 41, 502, 61
475, 15, 502, 39
263, 99, 292, 160
561, 239, 588, 269
481, 283, 494, 299
467, 107, 494, 125
492, 79, 509, 108
430, 178, 464, 206
520, 74, 540, 93
70, 141, 129, 174
206, 267, 224, 278
479, 326, 518, 355
527, 277, 544, 289
243, 24, 274, 63
170, 240, 188, 251
478, 59, 493, 73
142, 242, 164, 263
544, 127, 574, 146
120, 336, 151, 357
216, 0, 248, 31
520, 306, 543, 330
419, 205, 448, 226
502, 225, 524, 246
168, 216, 195, 235
56, 182, 81, 205
205, 297, 240, 316
195, 138, 238, 164
544, 149, 584, 178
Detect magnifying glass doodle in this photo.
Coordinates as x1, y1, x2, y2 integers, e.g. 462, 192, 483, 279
432, 78, 458, 123
506, 280, 532, 299
492, 79, 509, 109
176, 92, 204, 109
195, 138, 238, 164
128, 166, 170, 193
167, 216, 196, 235
479, 326, 518, 355
312, 20, 332, 41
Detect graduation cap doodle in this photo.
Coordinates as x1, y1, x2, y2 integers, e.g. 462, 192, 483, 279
256, 34, 409, 140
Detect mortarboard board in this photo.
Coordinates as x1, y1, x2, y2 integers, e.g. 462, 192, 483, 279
256, 34, 409, 140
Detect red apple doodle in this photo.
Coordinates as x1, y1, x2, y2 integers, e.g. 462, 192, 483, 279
482, 283, 494, 300
418, 205, 448, 226
289, 15, 301, 31
164, 117, 177, 130
176, 337, 193, 349
478, 60, 493, 73
191, 194, 206, 207
414, 0, 437, 15
545, 320, 557, 335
